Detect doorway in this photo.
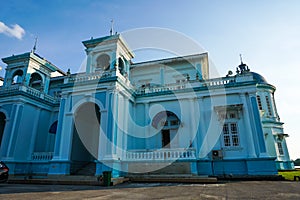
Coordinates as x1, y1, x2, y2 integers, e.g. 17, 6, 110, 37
71, 102, 100, 175
162, 129, 170, 148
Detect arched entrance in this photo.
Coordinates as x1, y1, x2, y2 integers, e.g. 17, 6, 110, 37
152, 111, 180, 148
0, 112, 6, 147
71, 102, 100, 175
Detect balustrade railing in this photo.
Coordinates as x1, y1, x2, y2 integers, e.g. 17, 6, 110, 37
202, 77, 234, 86
125, 148, 196, 161
135, 76, 236, 95
31, 152, 54, 161
67, 71, 114, 83
0, 85, 59, 104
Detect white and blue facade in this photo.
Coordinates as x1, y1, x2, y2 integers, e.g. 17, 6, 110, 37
0, 34, 294, 178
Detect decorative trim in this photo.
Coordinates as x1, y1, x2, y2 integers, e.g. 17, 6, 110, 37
214, 104, 243, 121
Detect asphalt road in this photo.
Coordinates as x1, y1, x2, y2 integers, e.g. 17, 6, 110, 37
0, 181, 300, 199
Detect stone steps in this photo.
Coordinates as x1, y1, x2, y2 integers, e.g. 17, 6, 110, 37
8, 175, 129, 186
8, 174, 218, 185
127, 174, 218, 183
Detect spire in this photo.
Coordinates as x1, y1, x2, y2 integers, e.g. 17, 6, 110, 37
239, 54, 243, 64
110, 19, 114, 36
237, 54, 250, 73
32, 36, 38, 53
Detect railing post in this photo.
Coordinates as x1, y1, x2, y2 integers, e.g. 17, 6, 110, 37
124, 148, 196, 161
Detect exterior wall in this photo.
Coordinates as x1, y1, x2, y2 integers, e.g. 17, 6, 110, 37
0, 52, 64, 175
0, 96, 57, 175
130, 53, 209, 89
0, 34, 294, 178
3, 60, 29, 87
257, 85, 294, 170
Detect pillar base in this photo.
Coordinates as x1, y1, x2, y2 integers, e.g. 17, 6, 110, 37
48, 160, 71, 175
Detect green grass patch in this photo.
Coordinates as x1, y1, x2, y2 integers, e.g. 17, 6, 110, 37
278, 170, 300, 181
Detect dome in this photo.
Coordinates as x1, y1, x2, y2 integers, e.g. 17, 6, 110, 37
250, 72, 268, 84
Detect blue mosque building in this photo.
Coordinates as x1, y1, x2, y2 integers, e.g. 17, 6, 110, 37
0, 33, 294, 178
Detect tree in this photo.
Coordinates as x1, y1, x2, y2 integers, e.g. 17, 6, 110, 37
294, 159, 300, 166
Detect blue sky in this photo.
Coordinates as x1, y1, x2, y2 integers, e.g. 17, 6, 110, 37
1, 0, 299, 159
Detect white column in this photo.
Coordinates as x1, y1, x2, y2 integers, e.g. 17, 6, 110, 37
111, 89, 118, 156
240, 93, 257, 158
98, 109, 107, 160
104, 91, 113, 158
144, 102, 150, 149
271, 93, 280, 120
86, 50, 92, 73
7, 103, 23, 158
189, 98, 198, 148
55, 94, 73, 160
248, 93, 268, 156
28, 107, 41, 159
198, 97, 209, 159
58, 113, 74, 160
110, 52, 117, 71
116, 95, 124, 158
44, 76, 50, 94
121, 97, 129, 159
160, 67, 164, 85
52, 97, 67, 159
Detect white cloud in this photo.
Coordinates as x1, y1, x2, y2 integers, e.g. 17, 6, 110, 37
0, 21, 25, 40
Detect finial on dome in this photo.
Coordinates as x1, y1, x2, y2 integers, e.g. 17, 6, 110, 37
240, 54, 243, 64
237, 54, 250, 74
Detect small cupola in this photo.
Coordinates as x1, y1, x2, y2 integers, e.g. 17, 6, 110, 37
2, 52, 64, 93
82, 22, 134, 78
236, 54, 250, 74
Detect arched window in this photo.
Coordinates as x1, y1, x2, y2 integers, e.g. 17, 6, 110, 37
152, 111, 180, 148
12, 70, 23, 85
96, 54, 110, 71
0, 112, 6, 147
49, 120, 58, 134
265, 96, 272, 116
256, 95, 263, 110
152, 111, 180, 129
29, 73, 43, 90
277, 141, 284, 155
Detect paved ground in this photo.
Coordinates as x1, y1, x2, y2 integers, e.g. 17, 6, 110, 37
0, 181, 300, 199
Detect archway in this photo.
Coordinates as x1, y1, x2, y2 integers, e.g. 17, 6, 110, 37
152, 111, 180, 148
12, 70, 23, 85
0, 112, 6, 147
118, 58, 125, 75
96, 54, 110, 71
29, 73, 43, 90
71, 102, 100, 175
